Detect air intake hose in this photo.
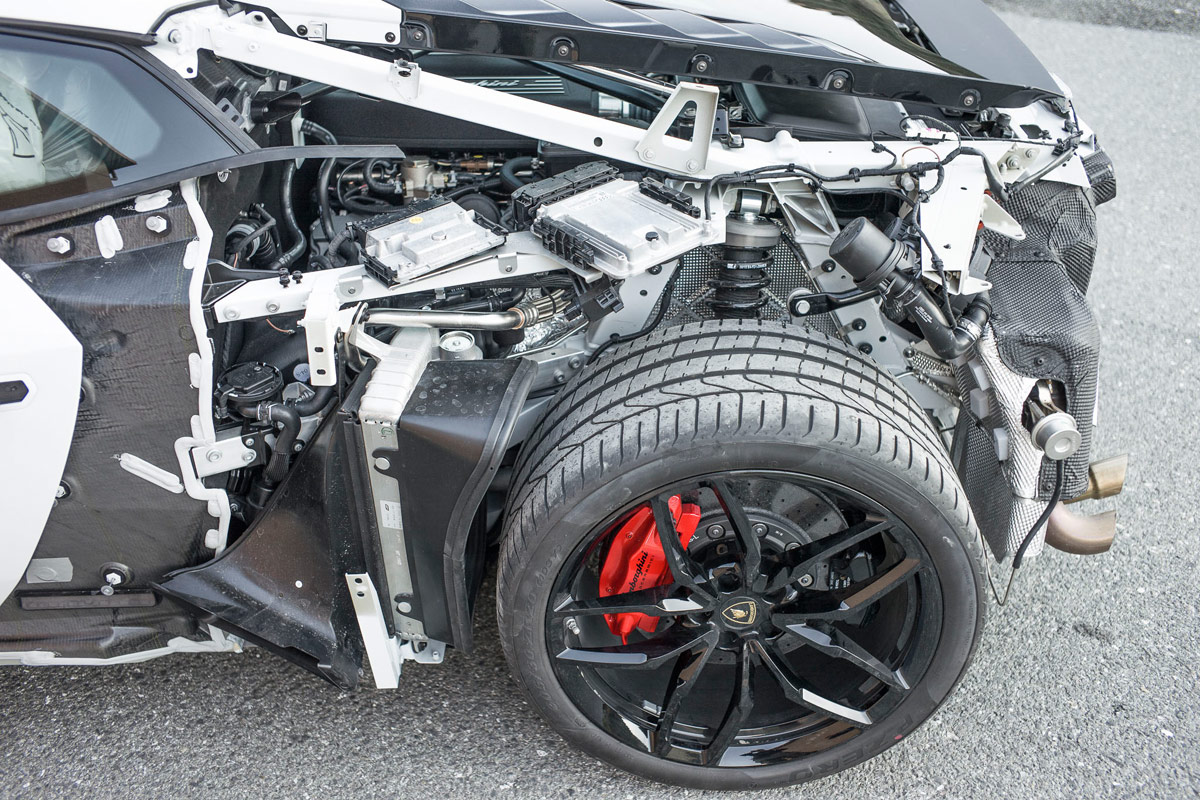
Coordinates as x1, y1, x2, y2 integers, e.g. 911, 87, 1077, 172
829, 217, 991, 361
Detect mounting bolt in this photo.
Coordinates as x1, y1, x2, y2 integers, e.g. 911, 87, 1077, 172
46, 236, 72, 255
374, 457, 391, 471
104, 572, 124, 587
384, 31, 396, 43
707, 524, 726, 539
167, 29, 183, 44
205, 448, 222, 463
903, 347, 917, 359
751, 523, 768, 536
411, 29, 426, 43
296, 24, 308, 36
100, 584, 115, 597
241, 451, 256, 464
397, 601, 412, 613
685, 159, 701, 172
145, 215, 169, 234
798, 574, 814, 588
851, 318, 867, 332
568, 357, 582, 370
643, 149, 656, 161
959, 90, 980, 109
1006, 156, 1022, 170
224, 308, 240, 320
1025, 148, 1037, 159
293, 441, 305, 453
55, 481, 70, 499
554, 371, 567, 384
266, 301, 281, 313
821, 260, 837, 273
690, 54, 713, 74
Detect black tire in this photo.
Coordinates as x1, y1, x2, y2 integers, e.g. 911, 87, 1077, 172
497, 320, 983, 790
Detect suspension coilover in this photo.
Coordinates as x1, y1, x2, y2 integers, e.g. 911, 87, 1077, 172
708, 214, 780, 319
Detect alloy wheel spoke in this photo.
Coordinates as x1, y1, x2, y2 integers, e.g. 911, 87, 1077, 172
767, 518, 892, 593
651, 629, 721, 756
700, 642, 755, 765
773, 556, 921, 625
557, 626, 714, 670
784, 622, 910, 690
748, 639, 873, 727
706, 478, 763, 589
554, 584, 710, 619
649, 495, 712, 598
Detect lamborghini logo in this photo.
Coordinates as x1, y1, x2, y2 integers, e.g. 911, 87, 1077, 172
721, 600, 757, 627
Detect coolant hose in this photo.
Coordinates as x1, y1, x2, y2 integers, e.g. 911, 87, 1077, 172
256, 402, 301, 487
500, 157, 536, 192
289, 385, 336, 417
268, 162, 305, 271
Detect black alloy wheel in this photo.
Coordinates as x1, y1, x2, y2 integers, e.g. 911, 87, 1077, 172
547, 472, 941, 768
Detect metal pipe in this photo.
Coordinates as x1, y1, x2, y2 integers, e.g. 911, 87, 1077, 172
1044, 505, 1116, 556
365, 290, 568, 332
1065, 454, 1128, 504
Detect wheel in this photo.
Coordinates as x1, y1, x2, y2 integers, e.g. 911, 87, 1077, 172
497, 321, 982, 790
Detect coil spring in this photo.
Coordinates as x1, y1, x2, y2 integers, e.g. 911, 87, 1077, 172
708, 249, 773, 319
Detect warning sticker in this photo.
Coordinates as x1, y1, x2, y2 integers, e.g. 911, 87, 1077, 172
380, 500, 403, 529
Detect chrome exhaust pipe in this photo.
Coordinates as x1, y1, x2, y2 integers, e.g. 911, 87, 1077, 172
1044, 454, 1127, 556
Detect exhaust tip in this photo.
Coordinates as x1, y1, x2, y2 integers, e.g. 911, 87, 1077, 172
1044, 506, 1116, 556
1066, 454, 1129, 504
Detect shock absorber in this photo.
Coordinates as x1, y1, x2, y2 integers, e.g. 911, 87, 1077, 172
709, 213, 779, 319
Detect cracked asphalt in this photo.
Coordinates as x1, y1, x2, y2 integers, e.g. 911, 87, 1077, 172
2, 8, 1199, 800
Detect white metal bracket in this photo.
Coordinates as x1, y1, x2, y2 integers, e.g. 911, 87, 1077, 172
345, 572, 446, 689
636, 83, 721, 175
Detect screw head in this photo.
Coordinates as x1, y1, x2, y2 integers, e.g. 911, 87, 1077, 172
412, 29, 426, 42
266, 301, 280, 313
821, 260, 837, 273
798, 574, 815, 588
707, 524, 726, 539
55, 481, 70, 499
751, 523, 768, 536
206, 449, 222, 463
644, 149, 656, 161
385, 31, 396, 43
167, 29, 183, 44
556, 44, 571, 57
831, 77, 846, 90
296, 24, 308, 36
568, 357, 582, 370
241, 451, 256, 464
100, 584, 115, 597
224, 306, 240, 319
1025, 148, 1037, 159
46, 236, 72, 255
144, 215, 168, 234
685, 159, 701, 172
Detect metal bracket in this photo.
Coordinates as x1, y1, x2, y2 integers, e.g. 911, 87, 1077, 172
636, 83, 721, 175
190, 434, 262, 479
388, 60, 420, 100
345, 572, 402, 689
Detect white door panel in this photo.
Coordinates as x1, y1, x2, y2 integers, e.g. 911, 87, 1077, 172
0, 260, 82, 603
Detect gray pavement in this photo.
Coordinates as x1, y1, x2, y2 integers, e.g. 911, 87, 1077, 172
990, 0, 1200, 34
3, 11, 1200, 800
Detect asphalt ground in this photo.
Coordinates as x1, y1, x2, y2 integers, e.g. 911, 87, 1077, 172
3, 11, 1200, 800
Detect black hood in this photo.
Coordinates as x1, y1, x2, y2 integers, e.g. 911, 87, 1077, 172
392, 0, 1060, 110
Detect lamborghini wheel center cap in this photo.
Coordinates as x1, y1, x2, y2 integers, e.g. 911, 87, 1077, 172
719, 597, 761, 630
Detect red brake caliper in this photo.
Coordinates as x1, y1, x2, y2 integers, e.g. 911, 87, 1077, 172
599, 495, 702, 644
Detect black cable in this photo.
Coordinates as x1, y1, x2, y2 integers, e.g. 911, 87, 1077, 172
267, 162, 305, 271
587, 268, 682, 365
1013, 460, 1066, 570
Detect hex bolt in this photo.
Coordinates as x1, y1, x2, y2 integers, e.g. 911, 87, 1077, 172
167, 29, 183, 44
411, 29, 426, 42
568, 357, 582, 370
821, 259, 837, 273
707, 524, 726, 539
374, 457, 392, 471
1025, 148, 1037, 159
146, 215, 169, 234
104, 571, 124, 587
831, 76, 847, 90
554, 371, 567, 384
1006, 156, 1021, 169
46, 236, 72, 255
293, 441, 305, 453
644, 149, 657, 161
798, 574, 815, 588
241, 451, 256, 464
55, 482, 70, 500
431, 650, 442, 663
851, 318, 867, 332
205, 448, 222, 463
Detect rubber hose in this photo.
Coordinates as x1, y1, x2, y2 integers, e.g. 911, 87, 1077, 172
268, 162, 305, 271
500, 157, 536, 192
289, 385, 336, 417
257, 402, 301, 487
